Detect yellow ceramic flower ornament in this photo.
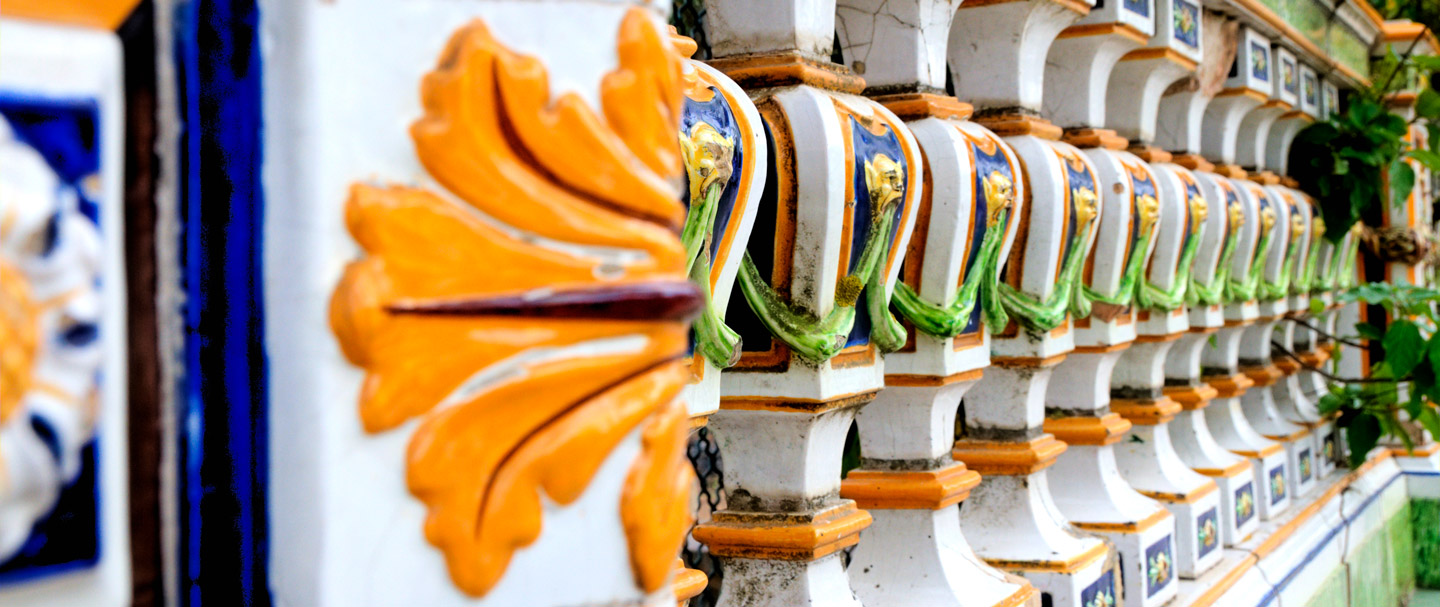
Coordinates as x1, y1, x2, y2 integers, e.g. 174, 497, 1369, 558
983, 171, 1014, 228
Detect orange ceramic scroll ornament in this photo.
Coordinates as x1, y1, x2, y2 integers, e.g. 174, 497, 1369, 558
329, 8, 697, 598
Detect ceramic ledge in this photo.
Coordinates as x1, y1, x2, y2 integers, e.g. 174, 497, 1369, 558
1167, 451, 1408, 606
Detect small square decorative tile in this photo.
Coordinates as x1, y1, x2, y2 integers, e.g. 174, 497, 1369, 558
1269, 465, 1287, 505
1081, 567, 1117, 607
1236, 481, 1257, 527
1145, 535, 1174, 597
1172, 0, 1199, 48
1196, 507, 1220, 558
1250, 42, 1269, 81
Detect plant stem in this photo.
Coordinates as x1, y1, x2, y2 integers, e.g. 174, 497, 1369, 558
1270, 339, 1401, 384
1377, 24, 1431, 98
1284, 317, 1370, 349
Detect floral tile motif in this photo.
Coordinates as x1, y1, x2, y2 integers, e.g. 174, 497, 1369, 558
1282, 58, 1298, 94
1251, 42, 1269, 82
1146, 535, 1175, 596
0, 97, 105, 585
1300, 449, 1313, 482
1270, 465, 1288, 505
1173, 0, 1199, 48
1303, 73, 1318, 107
1324, 432, 1337, 463
1124, 0, 1149, 18
1082, 568, 1117, 607
1236, 481, 1257, 527
1197, 507, 1220, 558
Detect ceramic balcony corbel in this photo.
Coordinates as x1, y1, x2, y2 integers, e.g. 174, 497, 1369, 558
1164, 171, 1262, 549
1041, 145, 1184, 605
947, 9, 1117, 601
671, 33, 770, 605
1041, 0, 1153, 148
1233, 40, 1294, 173
831, 3, 1040, 605
1105, 0, 1203, 148
1199, 27, 1272, 178
1151, 9, 1225, 171
948, 0, 1093, 136
1256, 47, 1310, 175
693, 3, 923, 604
1199, 175, 1291, 523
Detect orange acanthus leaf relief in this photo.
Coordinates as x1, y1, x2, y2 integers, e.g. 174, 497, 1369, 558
329, 7, 695, 598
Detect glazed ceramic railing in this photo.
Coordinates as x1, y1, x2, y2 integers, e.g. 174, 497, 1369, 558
0, 1, 1406, 607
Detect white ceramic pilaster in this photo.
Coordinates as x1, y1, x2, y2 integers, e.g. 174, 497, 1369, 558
1045, 146, 1178, 606
1234, 183, 1315, 502
954, 134, 1113, 606
1159, 170, 1260, 550
1198, 177, 1290, 524
1110, 208, 1223, 582
698, 3, 924, 605
267, 3, 705, 606
832, 6, 1040, 604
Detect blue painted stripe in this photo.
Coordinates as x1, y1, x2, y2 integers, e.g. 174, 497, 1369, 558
173, 0, 269, 604
1254, 470, 1404, 607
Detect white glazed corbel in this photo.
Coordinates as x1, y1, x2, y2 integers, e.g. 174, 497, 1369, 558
950, 0, 1094, 115
698, 2, 925, 605
832, 3, 1040, 606
1200, 27, 1271, 170
1201, 180, 1292, 522
1164, 171, 1262, 548
1044, 139, 1179, 606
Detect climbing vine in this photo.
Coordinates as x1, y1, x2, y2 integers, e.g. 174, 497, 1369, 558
1289, 35, 1440, 465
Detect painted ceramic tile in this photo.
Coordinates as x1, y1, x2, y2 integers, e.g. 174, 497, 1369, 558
1300, 448, 1312, 482
1173, 0, 1199, 48
1124, 0, 1149, 18
1145, 535, 1174, 597
1236, 481, 1257, 527
1251, 42, 1269, 82
1270, 465, 1287, 505
0, 96, 105, 585
1303, 73, 1318, 107
1282, 58, 1298, 95
1197, 507, 1220, 558
1081, 567, 1117, 607
1324, 432, 1337, 463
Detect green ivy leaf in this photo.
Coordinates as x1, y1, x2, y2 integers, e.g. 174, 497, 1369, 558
1310, 298, 1325, 315
1419, 88, 1440, 120
1429, 332, 1440, 389
1356, 322, 1384, 341
1391, 159, 1416, 208
1346, 412, 1382, 467
1384, 321, 1425, 378
1419, 408, 1440, 446
1407, 149, 1440, 173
